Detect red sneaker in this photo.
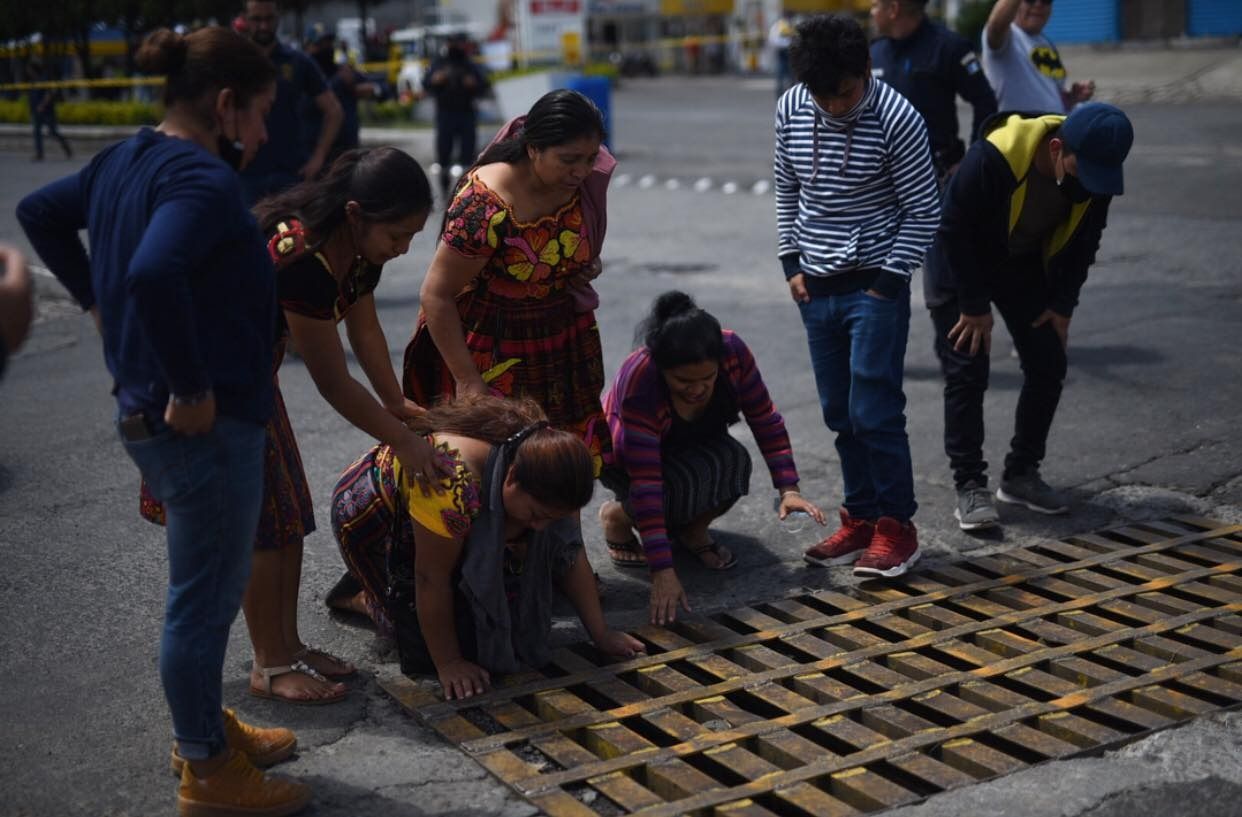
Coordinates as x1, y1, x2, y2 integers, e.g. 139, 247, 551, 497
804, 509, 875, 567
854, 517, 920, 578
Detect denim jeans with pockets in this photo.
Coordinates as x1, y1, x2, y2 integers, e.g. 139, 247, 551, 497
799, 287, 917, 522
119, 413, 265, 760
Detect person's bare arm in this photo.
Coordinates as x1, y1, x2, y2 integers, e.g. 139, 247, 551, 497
985, 0, 1022, 51
419, 246, 491, 396
0, 245, 33, 355
413, 527, 490, 699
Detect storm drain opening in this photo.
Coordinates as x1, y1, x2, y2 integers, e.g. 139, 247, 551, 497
381, 517, 1242, 816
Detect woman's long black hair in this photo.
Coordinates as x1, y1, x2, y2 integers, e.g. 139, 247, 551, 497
472, 88, 606, 169
253, 147, 432, 241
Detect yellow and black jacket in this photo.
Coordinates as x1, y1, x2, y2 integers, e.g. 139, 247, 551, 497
925, 111, 1111, 317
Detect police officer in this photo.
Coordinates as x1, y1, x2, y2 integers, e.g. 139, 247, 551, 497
870, 0, 996, 181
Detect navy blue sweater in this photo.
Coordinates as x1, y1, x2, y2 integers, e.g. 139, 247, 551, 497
17, 128, 275, 424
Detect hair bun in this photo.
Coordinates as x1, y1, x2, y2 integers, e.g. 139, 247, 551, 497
135, 28, 189, 76
652, 290, 696, 324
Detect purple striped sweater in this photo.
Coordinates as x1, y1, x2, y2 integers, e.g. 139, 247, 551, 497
602, 331, 799, 569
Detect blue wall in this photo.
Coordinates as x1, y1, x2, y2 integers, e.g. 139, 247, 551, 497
1043, 0, 1120, 44
1189, 0, 1242, 36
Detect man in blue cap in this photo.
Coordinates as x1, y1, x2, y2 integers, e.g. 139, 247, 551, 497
924, 103, 1133, 530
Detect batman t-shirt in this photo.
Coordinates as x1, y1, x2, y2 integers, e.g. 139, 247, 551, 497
982, 23, 1066, 114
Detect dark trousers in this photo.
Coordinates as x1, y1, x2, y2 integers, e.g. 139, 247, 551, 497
32, 107, 71, 159
435, 109, 477, 194
930, 258, 1067, 489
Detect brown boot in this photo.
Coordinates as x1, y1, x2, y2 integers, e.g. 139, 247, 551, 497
170, 710, 296, 775
177, 749, 310, 817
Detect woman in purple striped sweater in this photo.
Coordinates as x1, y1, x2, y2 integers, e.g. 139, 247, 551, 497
600, 292, 825, 625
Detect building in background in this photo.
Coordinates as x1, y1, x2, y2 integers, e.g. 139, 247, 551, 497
991, 0, 1241, 43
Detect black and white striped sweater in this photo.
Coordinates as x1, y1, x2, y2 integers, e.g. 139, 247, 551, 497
774, 78, 941, 297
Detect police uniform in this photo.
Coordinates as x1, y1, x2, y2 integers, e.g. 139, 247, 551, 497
871, 17, 997, 178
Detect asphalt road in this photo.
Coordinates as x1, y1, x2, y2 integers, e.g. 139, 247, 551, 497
1, 76, 1241, 817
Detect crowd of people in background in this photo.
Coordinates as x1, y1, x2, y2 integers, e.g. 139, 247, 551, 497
8, 1, 1136, 814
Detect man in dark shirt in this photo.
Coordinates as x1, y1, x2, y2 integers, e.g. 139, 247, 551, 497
925, 103, 1132, 531
240, 0, 343, 203
423, 33, 490, 198
870, 0, 996, 181
303, 23, 380, 163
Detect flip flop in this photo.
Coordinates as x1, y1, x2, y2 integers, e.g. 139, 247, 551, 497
606, 535, 648, 568
249, 660, 347, 706
295, 644, 357, 680
686, 539, 737, 571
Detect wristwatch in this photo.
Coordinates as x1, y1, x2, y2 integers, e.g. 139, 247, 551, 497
171, 388, 213, 407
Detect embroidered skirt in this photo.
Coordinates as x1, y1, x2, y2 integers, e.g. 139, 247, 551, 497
330, 446, 406, 637
601, 433, 753, 529
140, 376, 315, 550
403, 288, 610, 472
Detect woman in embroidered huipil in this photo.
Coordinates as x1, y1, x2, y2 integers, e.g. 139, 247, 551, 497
601, 292, 827, 626
328, 395, 643, 700
142, 147, 445, 704
403, 89, 614, 471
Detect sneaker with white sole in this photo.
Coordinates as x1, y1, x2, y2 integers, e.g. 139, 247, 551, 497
996, 472, 1068, 514
955, 482, 1000, 530
853, 517, 921, 578
804, 509, 875, 567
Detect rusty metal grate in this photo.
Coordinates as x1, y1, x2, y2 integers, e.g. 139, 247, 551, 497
382, 516, 1242, 816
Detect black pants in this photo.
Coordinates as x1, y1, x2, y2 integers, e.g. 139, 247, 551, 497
930, 258, 1067, 489
435, 109, 478, 194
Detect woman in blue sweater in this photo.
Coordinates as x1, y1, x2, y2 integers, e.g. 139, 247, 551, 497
18, 27, 309, 817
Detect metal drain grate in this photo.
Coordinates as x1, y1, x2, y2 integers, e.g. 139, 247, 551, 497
381, 516, 1242, 816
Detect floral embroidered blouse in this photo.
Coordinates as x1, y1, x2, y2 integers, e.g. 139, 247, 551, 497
382, 438, 482, 539
440, 173, 594, 301
268, 217, 382, 332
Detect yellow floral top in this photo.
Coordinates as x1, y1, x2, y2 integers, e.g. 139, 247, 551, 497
440, 173, 594, 301
382, 439, 482, 539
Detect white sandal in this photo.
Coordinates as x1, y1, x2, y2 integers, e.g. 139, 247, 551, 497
294, 645, 357, 679
249, 659, 346, 706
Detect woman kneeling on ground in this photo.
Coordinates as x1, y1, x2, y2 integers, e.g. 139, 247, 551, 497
328, 394, 644, 699
600, 291, 826, 626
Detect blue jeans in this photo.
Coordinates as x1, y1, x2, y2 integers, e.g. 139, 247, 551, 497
799, 288, 917, 522
119, 414, 265, 760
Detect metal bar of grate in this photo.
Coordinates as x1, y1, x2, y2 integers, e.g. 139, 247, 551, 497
382, 516, 1242, 816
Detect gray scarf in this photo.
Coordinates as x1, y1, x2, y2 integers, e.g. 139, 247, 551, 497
456, 445, 582, 673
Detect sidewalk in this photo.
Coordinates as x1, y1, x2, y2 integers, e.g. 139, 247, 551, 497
1, 44, 1239, 159
1061, 41, 1242, 104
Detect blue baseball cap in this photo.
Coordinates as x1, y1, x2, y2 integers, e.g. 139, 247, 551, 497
1060, 102, 1134, 196
305, 22, 333, 44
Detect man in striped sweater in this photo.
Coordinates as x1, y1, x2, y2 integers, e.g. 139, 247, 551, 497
775, 14, 940, 578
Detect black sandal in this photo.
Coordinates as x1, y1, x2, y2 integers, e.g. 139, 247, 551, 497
606, 536, 648, 568
686, 539, 737, 571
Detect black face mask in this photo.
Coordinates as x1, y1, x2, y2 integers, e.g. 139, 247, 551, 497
447, 46, 467, 61
313, 50, 336, 76
1057, 173, 1092, 204
217, 133, 245, 172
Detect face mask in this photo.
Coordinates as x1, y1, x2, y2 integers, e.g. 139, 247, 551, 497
313, 50, 336, 76
1057, 173, 1092, 203
216, 107, 246, 171
447, 46, 467, 60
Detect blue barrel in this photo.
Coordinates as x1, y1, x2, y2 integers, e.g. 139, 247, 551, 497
561, 74, 612, 150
